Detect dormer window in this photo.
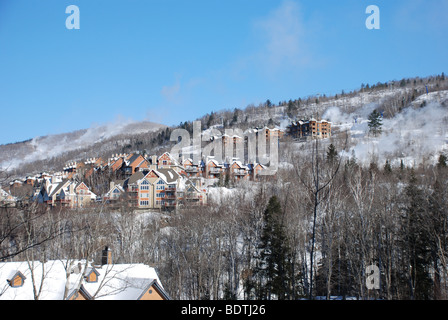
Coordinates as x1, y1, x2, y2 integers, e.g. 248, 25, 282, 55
84, 268, 100, 283
7, 271, 26, 288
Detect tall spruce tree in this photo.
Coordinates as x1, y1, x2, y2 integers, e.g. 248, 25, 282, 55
402, 171, 433, 299
368, 109, 383, 137
326, 143, 339, 165
255, 195, 292, 300
437, 153, 447, 168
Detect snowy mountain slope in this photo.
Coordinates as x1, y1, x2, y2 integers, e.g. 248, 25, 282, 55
323, 91, 448, 167
0, 120, 167, 171
1, 75, 447, 175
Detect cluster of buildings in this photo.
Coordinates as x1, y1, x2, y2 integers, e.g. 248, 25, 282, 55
103, 153, 208, 210
1, 147, 274, 210
0, 122, 331, 210
286, 118, 332, 140
0, 122, 338, 211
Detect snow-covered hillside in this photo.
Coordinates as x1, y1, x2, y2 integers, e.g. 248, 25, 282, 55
2, 76, 447, 175
0, 120, 166, 171
324, 91, 448, 167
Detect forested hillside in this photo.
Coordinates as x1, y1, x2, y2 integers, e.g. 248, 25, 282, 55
1, 73, 448, 300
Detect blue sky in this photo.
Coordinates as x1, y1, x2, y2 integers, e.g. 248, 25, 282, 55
0, 0, 447, 145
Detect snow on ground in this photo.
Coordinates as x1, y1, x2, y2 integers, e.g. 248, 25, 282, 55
323, 94, 448, 167
207, 187, 239, 204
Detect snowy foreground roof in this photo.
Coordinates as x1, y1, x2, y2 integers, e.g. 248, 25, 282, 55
0, 260, 170, 300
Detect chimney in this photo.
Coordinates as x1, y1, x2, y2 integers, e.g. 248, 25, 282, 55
151, 155, 158, 169
69, 181, 75, 195
101, 246, 112, 265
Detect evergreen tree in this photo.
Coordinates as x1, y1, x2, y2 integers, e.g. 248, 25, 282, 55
287, 100, 296, 119
402, 171, 433, 299
368, 110, 383, 137
326, 143, 339, 165
428, 176, 448, 299
344, 149, 358, 172
437, 153, 447, 168
207, 112, 215, 128
384, 159, 392, 173
231, 108, 239, 125
224, 171, 230, 188
255, 196, 292, 300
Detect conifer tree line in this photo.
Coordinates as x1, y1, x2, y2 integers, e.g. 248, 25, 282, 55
1, 143, 448, 300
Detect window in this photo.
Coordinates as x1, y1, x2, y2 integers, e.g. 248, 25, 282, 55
157, 181, 165, 190
140, 180, 150, 190
140, 200, 149, 206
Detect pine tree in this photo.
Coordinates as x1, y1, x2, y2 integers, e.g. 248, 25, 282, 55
402, 171, 433, 299
437, 154, 447, 169
326, 144, 339, 165
287, 100, 296, 119
384, 159, 392, 173
255, 196, 292, 300
368, 110, 383, 137
428, 176, 448, 299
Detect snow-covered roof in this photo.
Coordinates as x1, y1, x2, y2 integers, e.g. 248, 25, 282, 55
0, 260, 168, 300
156, 168, 179, 184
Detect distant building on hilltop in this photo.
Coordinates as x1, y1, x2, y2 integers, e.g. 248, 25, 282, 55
286, 118, 331, 140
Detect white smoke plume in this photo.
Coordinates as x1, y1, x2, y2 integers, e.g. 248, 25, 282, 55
326, 100, 448, 168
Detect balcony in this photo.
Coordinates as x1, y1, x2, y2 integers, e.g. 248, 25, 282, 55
185, 166, 199, 173
55, 199, 71, 205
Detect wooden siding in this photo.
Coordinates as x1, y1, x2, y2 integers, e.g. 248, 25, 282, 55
11, 275, 24, 287
139, 284, 166, 300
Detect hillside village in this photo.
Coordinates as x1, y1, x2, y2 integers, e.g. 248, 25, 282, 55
0, 120, 336, 211
0, 124, 330, 211
0, 121, 337, 300
1, 75, 448, 301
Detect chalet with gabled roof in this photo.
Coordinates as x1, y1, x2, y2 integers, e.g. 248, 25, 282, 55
0, 252, 170, 300
158, 152, 178, 168
36, 178, 96, 208
182, 158, 204, 178
206, 158, 224, 179
0, 187, 16, 206
229, 159, 250, 181
122, 153, 147, 175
